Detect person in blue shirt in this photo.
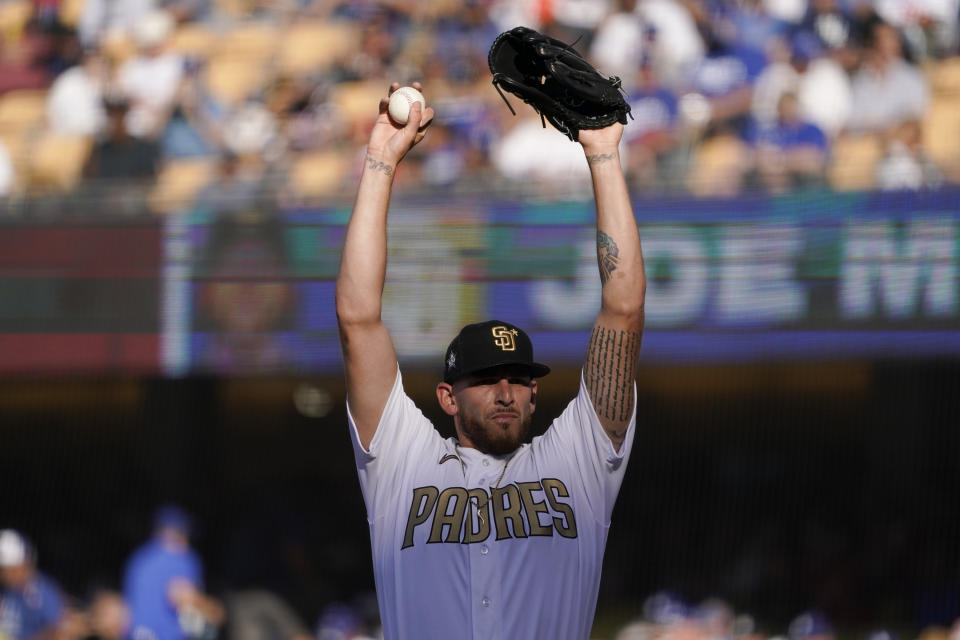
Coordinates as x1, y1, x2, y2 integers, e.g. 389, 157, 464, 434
0, 529, 65, 640
744, 91, 829, 192
122, 506, 224, 640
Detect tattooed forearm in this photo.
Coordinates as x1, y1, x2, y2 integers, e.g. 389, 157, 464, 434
597, 230, 620, 285
365, 155, 394, 176
586, 152, 617, 166
586, 326, 641, 425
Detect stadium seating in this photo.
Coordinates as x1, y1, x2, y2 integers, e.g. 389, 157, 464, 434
827, 134, 884, 192
0, 0, 30, 40
286, 150, 349, 201
276, 21, 359, 76
148, 157, 218, 213
0, 89, 48, 136
28, 133, 93, 192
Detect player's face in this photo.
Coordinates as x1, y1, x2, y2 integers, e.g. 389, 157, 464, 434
450, 366, 536, 455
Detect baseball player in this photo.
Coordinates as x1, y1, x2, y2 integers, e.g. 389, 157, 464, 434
335, 82, 645, 639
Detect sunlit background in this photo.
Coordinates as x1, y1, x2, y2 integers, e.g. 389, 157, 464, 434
0, 0, 958, 638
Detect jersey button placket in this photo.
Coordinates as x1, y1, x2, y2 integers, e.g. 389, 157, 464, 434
469, 468, 501, 639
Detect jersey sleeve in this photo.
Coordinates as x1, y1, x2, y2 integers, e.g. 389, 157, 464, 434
534, 370, 636, 525
348, 367, 443, 520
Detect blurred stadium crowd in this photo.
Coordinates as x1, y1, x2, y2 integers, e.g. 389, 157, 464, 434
1, 512, 371, 640
1, 0, 960, 638
5, 514, 960, 640
0, 0, 958, 210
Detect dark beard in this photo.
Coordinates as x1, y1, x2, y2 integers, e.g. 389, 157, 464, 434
458, 409, 531, 455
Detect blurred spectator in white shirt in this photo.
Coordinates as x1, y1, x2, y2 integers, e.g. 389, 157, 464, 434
46, 49, 110, 137
796, 50, 852, 139
637, 0, 706, 84
115, 9, 184, 139
489, 0, 544, 33
549, 0, 613, 38
752, 33, 852, 139
848, 18, 929, 135
491, 113, 594, 195
590, 0, 646, 88
751, 35, 799, 127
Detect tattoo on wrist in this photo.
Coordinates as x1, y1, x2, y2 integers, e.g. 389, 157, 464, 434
586, 326, 641, 423
597, 230, 620, 285
586, 151, 617, 166
365, 155, 394, 176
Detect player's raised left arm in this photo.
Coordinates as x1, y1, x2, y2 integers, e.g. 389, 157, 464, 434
579, 123, 645, 452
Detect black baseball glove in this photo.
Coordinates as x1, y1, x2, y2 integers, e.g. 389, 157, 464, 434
488, 26, 632, 142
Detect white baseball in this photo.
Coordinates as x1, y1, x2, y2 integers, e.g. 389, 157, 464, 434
388, 86, 425, 125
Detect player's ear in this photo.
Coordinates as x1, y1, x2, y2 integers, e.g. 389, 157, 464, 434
529, 379, 537, 413
436, 382, 458, 416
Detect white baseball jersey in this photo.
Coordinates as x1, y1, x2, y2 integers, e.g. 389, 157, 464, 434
348, 368, 636, 640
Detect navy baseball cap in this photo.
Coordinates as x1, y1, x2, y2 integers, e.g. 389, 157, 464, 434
443, 320, 550, 384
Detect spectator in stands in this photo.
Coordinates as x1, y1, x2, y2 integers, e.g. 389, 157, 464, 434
714, 0, 787, 52
328, 10, 404, 82
848, 18, 929, 136
873, 0, 960, 57
874, 118, 943, 190
264, 74, 325, 153
589, 0, 646, 88
84, 96, 160, 186
793, 0, 859, 69
0, 20, 54, 95
792, 32, 852, 139
623, 55, 682, 190
543, 0, 611, 46
160, 57, 223, 159
684, 23, 769, 129
419, 122, 469, 188
433, 0, 502, 86
0, 529, 65, 639
751, 34, 796, 128
46, 47, 110, 137
123, 505, 224, 640
752, 31, 852, 140
637, 0, 706, 84
491, 111, 593, 194
115, 9, 184, 139
744, 91, 828, 192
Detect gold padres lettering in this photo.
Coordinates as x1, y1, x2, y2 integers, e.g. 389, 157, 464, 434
401, 478, 578, 549
491, 326, 518, 351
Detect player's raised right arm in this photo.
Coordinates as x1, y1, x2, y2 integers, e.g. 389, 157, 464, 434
336, 84, 433, 450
